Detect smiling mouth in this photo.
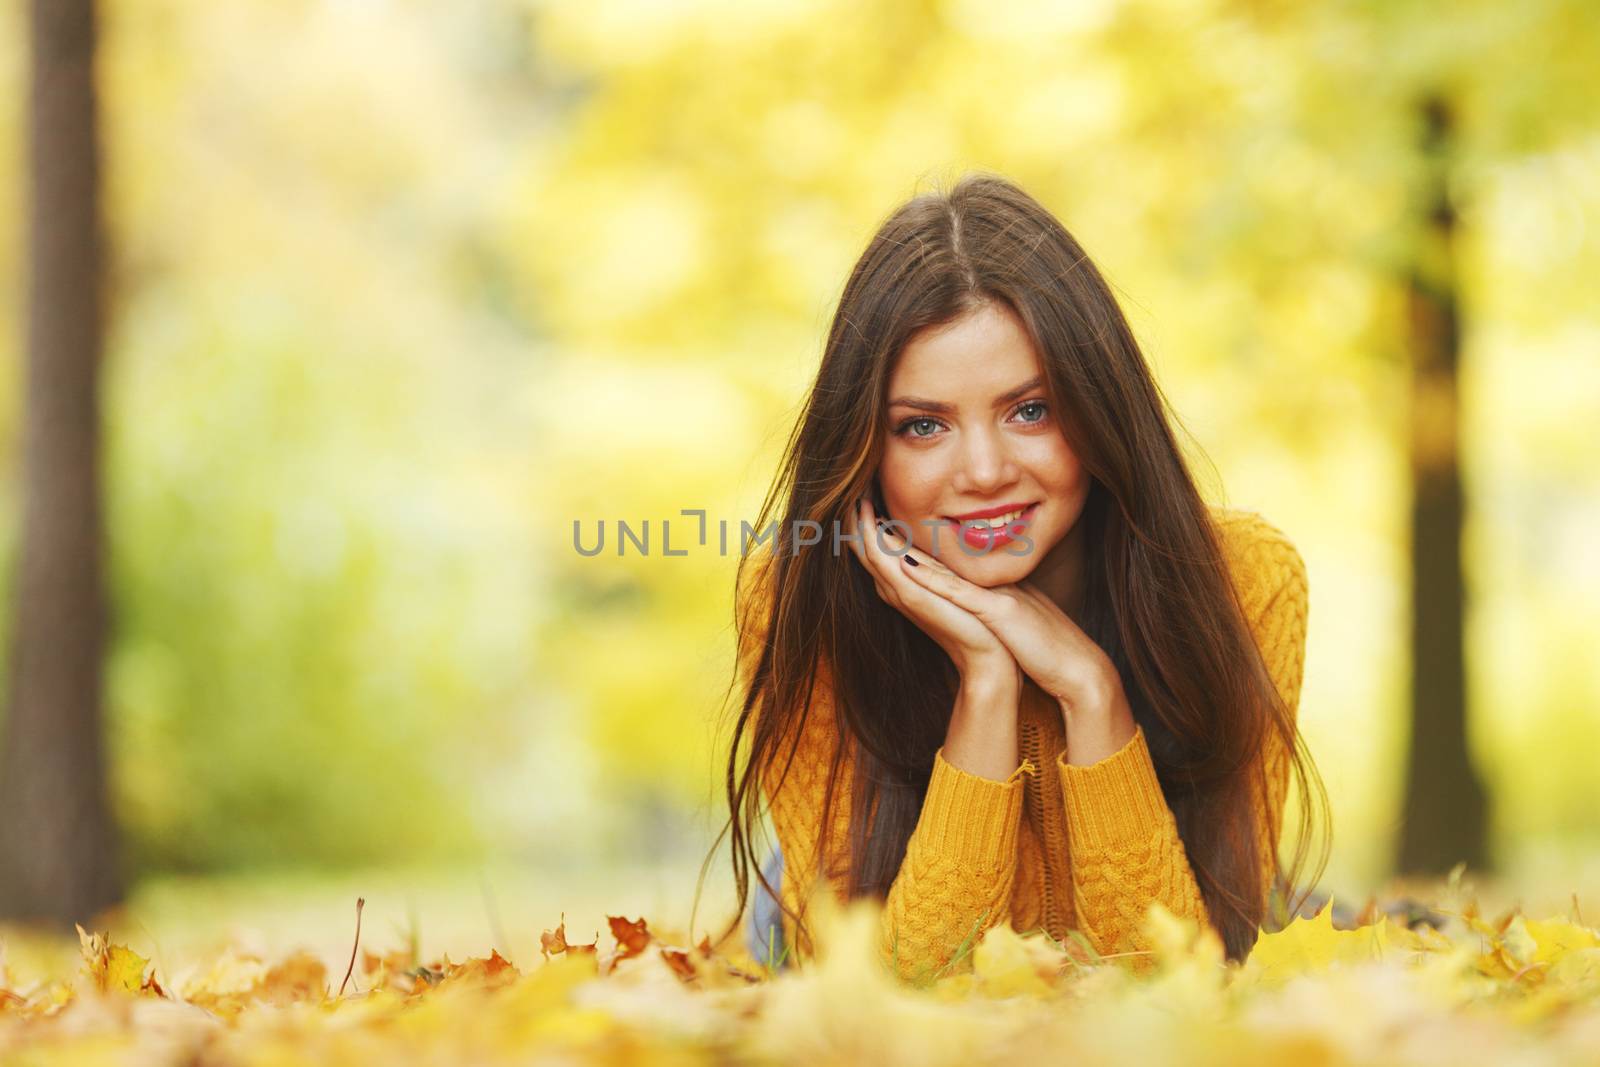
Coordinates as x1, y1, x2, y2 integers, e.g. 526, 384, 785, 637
943, 502, 1040, 529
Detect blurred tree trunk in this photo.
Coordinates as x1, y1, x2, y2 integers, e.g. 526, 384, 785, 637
0, 0, 121, 924
1395, 94, 1489, 878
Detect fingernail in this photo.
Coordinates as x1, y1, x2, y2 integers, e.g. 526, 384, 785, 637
904, 553, 920, 567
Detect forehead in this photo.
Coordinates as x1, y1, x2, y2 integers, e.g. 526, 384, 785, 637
887, 302, 1042, 399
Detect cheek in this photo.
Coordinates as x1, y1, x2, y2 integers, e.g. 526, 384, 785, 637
877, 447, 944, 512
1032, 438, 1085, 492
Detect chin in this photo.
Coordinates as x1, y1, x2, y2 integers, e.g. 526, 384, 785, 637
948, 551, 1038, 588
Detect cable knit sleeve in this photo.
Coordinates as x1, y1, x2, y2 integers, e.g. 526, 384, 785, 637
1056, 511, 1309, 969
876, 745, 1037, 982
737, 556, 1037, 984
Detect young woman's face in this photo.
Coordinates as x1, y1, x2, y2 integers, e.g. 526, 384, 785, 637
877, 300, 1091, 590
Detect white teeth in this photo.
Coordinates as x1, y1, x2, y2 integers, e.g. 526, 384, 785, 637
962, 506, 1030, 528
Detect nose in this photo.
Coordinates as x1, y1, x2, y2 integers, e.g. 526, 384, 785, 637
952, 423, 1020, 495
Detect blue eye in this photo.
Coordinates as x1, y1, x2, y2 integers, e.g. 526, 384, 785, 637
893, 402, 1048, 439
897, 417, 941, 438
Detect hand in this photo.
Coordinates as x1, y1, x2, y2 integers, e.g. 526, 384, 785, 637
890, 538, 1120, 719
844, 497, 1016, 684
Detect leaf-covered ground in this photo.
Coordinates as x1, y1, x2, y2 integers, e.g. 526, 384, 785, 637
4, 881, 1600, 1066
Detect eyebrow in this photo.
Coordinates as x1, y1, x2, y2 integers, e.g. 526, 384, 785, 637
887, 376, 1045, 415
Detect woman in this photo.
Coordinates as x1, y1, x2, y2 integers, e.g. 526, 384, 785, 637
711, 172, 1329, 984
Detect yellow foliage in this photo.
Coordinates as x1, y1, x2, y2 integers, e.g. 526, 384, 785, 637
967, 923, 1073, 998
1, 889, 1598, 1064
1237, 899, 1418, 990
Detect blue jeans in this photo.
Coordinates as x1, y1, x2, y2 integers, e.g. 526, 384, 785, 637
747, 843, 788, 969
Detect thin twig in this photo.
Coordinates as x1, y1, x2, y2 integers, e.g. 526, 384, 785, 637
1091, 948, 1158, 961
339, 897, 366, 997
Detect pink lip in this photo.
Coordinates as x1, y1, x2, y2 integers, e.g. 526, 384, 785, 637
943, 502, 1039, 554
944, 500, 1038, 522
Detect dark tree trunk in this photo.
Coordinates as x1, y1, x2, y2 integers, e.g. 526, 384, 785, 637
1395, 94, 1490, 878
0, 0, 122, 925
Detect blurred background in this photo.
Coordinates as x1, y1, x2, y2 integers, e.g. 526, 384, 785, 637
1, 0, 1597, 969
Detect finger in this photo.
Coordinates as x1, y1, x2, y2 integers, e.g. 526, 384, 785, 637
863, 509, 928, 602
861, 501, 955, 616
842, 500, 870, 569
863, 505, 999, 615
900, 537, 959, 575
853, 499, 906, 600
899, 549, 1014, 622
857, 499, 895, 586
862, 499, 916, 561
859, 497, 891, 563
846, 498, 889, 575
1013, 579, 1051, 609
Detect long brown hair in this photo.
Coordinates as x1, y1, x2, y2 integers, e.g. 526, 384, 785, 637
699, 172, 1329, 967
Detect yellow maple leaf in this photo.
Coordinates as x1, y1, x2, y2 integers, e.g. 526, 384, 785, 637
1519, 916, 1600, 968
75, 924, 159, 995
967, 924, 1068, 998
1236, 900, 1413, 989
1480, 914, 1600, 990
750, 895, 1017, 1066
1143, 901, 1225, 971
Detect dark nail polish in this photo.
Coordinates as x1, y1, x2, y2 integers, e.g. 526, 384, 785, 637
904, 553, 920, 567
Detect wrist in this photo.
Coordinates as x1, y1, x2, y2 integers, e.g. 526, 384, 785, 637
1058, 661, 1137, 765
1055, 658, 1124, 723
961, 657, 1022, 700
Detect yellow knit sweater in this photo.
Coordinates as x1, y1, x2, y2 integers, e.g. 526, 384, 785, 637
736, 505, 1310, 982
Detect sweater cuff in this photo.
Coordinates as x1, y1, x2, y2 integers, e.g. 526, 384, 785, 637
914, 746, 1034, 871
1056, 723, 1174, 850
